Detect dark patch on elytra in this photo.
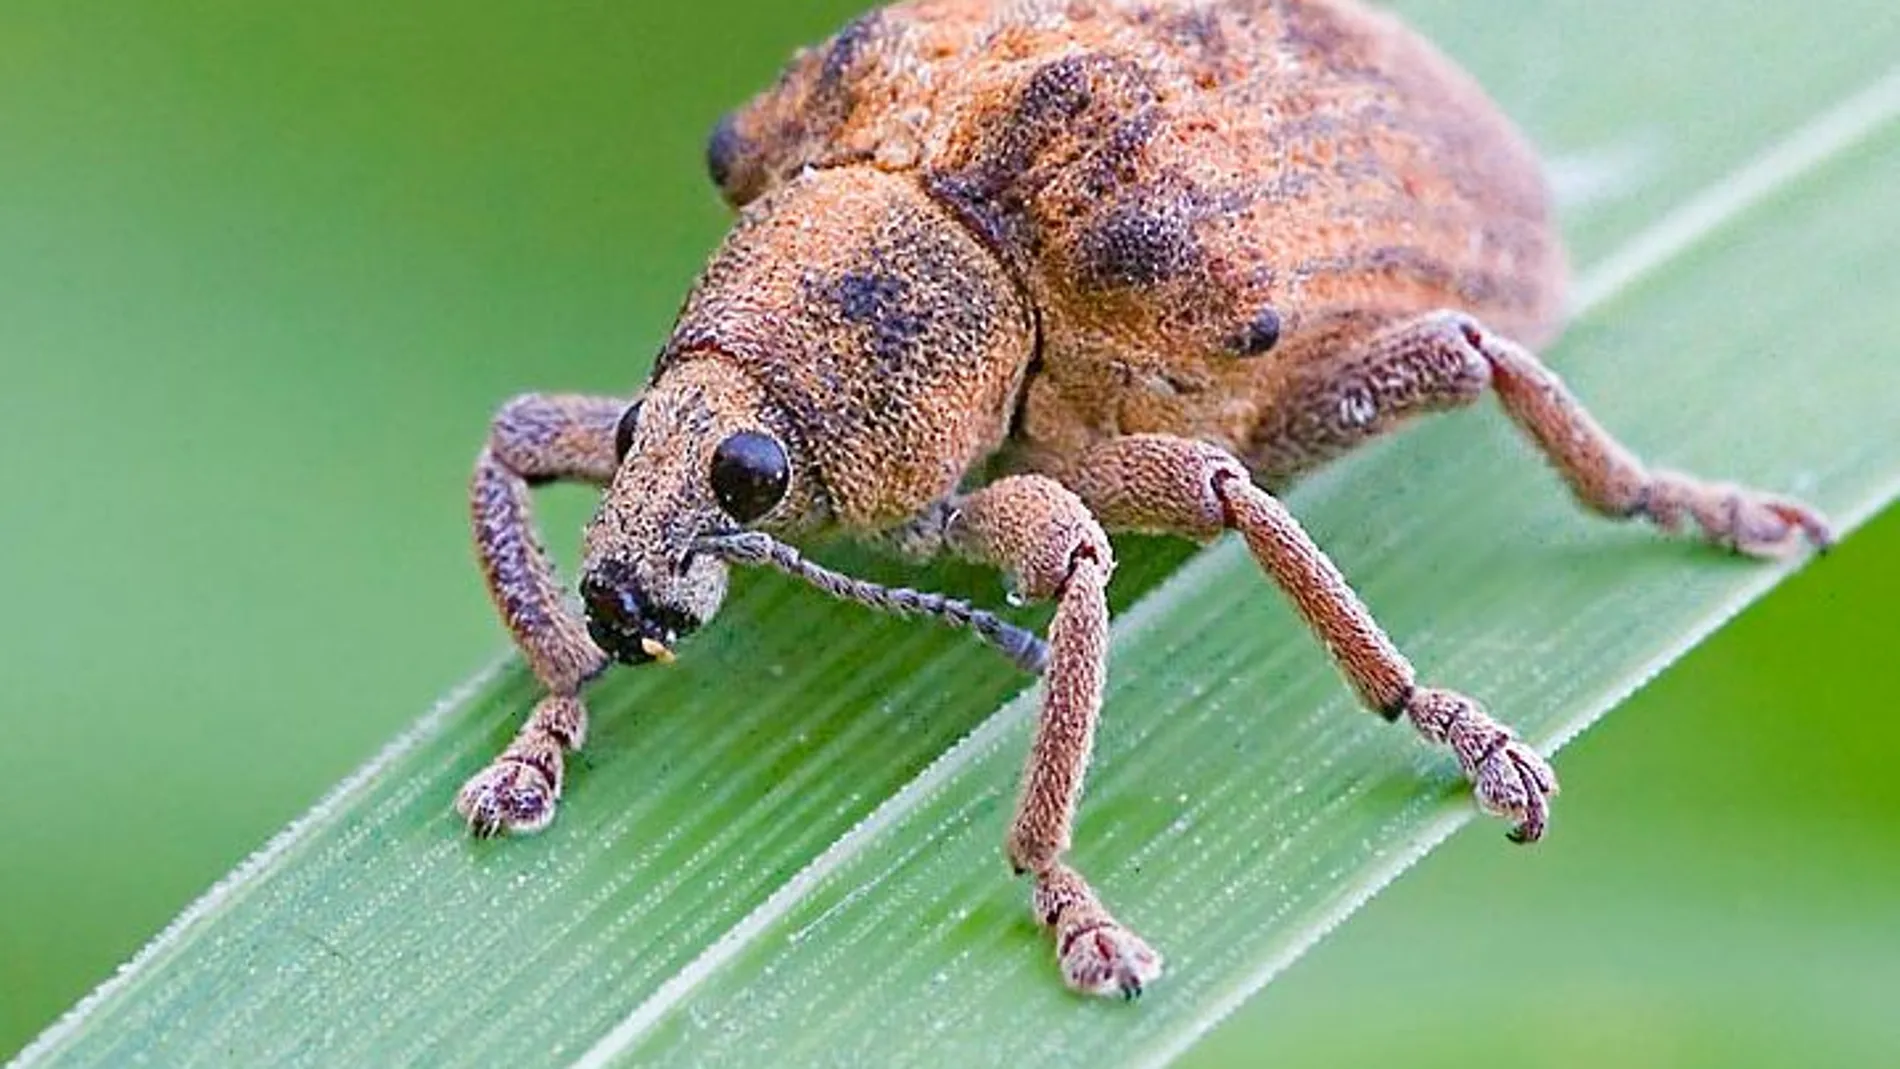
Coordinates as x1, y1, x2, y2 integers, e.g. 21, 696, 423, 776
1274, 0, 1381, 78
784, 8, 884, 154
820, 11, 882, 92
1168, 7, 1230, 61
1017, 54, 1097, 127
1075, 204, 1200, 290
1375, 245, 1527, 310
1276, 0, 1348, 54
1077, 109, 1160, 198
925, 54, 1161, 272
925, 54, 1098, 229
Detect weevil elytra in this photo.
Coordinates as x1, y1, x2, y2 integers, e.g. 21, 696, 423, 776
457, 0, 1833, 999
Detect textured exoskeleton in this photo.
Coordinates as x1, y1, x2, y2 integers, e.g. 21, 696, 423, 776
460, 0, 1831, 999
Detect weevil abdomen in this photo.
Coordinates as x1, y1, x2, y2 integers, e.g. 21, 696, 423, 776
712, 0, 1566, 469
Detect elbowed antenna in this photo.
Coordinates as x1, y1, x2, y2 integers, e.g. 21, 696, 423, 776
696, 531, 1049, 676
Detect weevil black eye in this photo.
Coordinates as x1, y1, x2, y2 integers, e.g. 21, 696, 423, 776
613, 400, 643, 462
709, 431, 789, 523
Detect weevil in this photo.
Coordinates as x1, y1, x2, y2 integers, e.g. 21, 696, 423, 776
457, 0, 1833, 998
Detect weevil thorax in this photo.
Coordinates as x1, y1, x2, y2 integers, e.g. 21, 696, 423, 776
659, 165, 1034, 532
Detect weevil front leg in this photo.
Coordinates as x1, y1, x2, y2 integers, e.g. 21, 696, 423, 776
944, 476, 1163, 999
1251, 310, 1833, 556
1066, 435, 1558, 842
458, 393, 627, 836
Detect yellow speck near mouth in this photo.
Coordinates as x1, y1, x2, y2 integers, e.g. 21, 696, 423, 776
639, 637, 676, 664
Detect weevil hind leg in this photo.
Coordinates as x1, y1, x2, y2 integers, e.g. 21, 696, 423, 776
459, 393, 627, 836
1064, 435, 1557, 843
943, 476, 1164, 998
1250, 310, 1833, 557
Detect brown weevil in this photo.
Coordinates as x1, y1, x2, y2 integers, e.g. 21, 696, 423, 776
457, 0, 1833, 999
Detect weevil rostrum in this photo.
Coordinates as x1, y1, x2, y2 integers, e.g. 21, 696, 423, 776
457, 0, 1833, 998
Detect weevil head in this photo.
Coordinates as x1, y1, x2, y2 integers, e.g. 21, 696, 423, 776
579, 360, 819, 665
581, 167, 1035, 665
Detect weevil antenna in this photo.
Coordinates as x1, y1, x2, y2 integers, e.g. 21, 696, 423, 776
696, 531, 1049, 676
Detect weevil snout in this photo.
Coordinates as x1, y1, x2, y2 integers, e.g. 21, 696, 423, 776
580, 561, 699, 664
579, 357, 812, 665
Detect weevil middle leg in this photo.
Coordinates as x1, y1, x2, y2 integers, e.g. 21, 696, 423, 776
940, 476, 1164, 999
459, 392, 626, 836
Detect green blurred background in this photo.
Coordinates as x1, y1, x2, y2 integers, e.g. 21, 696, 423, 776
2, 1, 1894, 1065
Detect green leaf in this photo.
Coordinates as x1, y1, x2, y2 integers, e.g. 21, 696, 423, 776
16, 4, 1899, 1067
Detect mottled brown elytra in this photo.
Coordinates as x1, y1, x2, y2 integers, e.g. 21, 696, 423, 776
458, 0, 1831, 998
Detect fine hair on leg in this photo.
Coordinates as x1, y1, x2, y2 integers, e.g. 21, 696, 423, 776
1251, 310, 1831, 556
1064, 433, 1557, 842
944, 475, 1164, 999
458, 393, 629, 836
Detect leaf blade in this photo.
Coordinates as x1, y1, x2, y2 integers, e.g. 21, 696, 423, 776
14, 6, 1900, 1068
607, 100, 1900, 1067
